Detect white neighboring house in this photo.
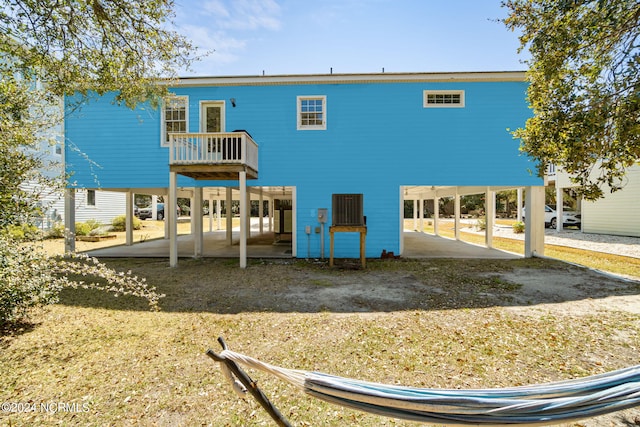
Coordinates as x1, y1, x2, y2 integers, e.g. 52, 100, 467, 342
547, 162, 640, 237
27, 124, 126, 231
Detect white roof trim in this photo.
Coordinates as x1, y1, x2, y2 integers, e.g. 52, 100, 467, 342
172, 71, 527, 87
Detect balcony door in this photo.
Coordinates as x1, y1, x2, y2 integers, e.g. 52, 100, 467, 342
200, 101, 225, 132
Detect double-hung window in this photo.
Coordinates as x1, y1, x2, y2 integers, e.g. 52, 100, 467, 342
297, 96, 326, 130
162, 96, 188, 146
423, 90, 465, 108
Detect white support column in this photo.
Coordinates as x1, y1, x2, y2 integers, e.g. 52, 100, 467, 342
151, 195, 158, 220
190, 197, 196, 236
485, 188, 495, 248
269, 198, 273, 232
418, 199, 424, 233
125, 191, 134, 246
454, 190, 461, 241
239, 171, 247, 269
216, 199, 221, 231
413, 199, 418, 230
556, 186, 564, 232
194, 187, 203, 258
525, 186, 545, 257
434, 197, 440, 236
259, 188, 264, 234
64, 188, 76, 253
164, 193, 169, 239
169, 172, 178, 267
517, 188, 523, 222
291, 186, 297, 258
226, 187, 233, 245
246, 188, 251, 238
208, 195, 213, 232
399, 187, 405, 254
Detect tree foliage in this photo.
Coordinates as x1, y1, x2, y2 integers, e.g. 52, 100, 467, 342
503, 0, 640, 199
0, 77, 57, 229
1, 0, 196, 107
0, 0, 192, 324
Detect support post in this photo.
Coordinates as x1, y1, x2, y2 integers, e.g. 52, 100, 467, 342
152, 195, 158, 221
485, 188, 494, 248
525, 186, 545, 257
434, 197, 440, 236
268, 198, 273, 232
216, 199, 222, 231
64, 188, 76, 253
246, 187, 251, 239
259, 188, 264, 234
194, 187, 203, 258
226, 187, 233, 245
169, 172, 178, 267
517, 188, 523, 222
126, 191, 134, 246
413, 199, 418, 230
454, 191, 461, 241
239, 171, 247, 268
556, 186, 564, 232
418, 199, 424, 233
164, 192, 169, 239
208, 195, 214, 232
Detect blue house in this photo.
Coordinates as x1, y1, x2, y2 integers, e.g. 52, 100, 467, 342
64, 71, 547, 267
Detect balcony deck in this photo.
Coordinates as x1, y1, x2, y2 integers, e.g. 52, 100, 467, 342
169, 132, 258, 180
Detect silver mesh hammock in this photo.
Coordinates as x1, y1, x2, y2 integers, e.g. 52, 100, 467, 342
208, 341, 640, 426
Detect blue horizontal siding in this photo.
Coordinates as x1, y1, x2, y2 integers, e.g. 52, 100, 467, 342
65, 79, 540, 258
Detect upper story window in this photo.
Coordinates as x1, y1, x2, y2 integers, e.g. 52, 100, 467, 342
162, 96, 188, 146
423, 90, 465, 108
297, 96, 326, 130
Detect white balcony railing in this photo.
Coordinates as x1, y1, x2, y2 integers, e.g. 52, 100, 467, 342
169, 131, 258, 172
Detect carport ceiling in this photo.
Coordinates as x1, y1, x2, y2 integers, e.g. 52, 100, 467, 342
403, 185, 523, 199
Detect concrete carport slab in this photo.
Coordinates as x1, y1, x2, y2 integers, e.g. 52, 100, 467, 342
402, 231, 520, 259
83, 230, 518, 260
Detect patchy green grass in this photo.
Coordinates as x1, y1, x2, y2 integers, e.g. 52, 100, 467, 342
1, 257, 640, 426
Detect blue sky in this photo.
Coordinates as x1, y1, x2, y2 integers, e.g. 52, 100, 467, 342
174, 0, 527, 76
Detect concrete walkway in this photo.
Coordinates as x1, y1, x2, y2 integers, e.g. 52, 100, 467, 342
85, 229, 519, 260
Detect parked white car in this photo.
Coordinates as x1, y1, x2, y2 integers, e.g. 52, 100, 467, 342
522, 205, 581, 229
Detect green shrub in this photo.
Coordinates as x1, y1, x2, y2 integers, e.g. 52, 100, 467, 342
75, 222, 92, 236
0, 235, 61, 324
476, 216, 486, 231
47, 223, 65, 239
83, 219, 106, 236
4, 224, 39, 241
111, 215, 141, 232
512, 221, 525, 234
0, 233, 163, 325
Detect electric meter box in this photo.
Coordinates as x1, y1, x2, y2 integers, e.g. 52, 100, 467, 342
317, 208, 328, 223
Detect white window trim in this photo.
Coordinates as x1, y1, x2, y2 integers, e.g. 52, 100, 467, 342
161, 95, 189, 147
423, 90, 465, 108
297, 95, 327, 130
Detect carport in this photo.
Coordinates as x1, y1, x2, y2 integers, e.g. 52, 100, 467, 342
401, 185, 546, 258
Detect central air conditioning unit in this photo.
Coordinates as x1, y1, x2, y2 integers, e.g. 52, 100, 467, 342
332, 194, 365, 226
